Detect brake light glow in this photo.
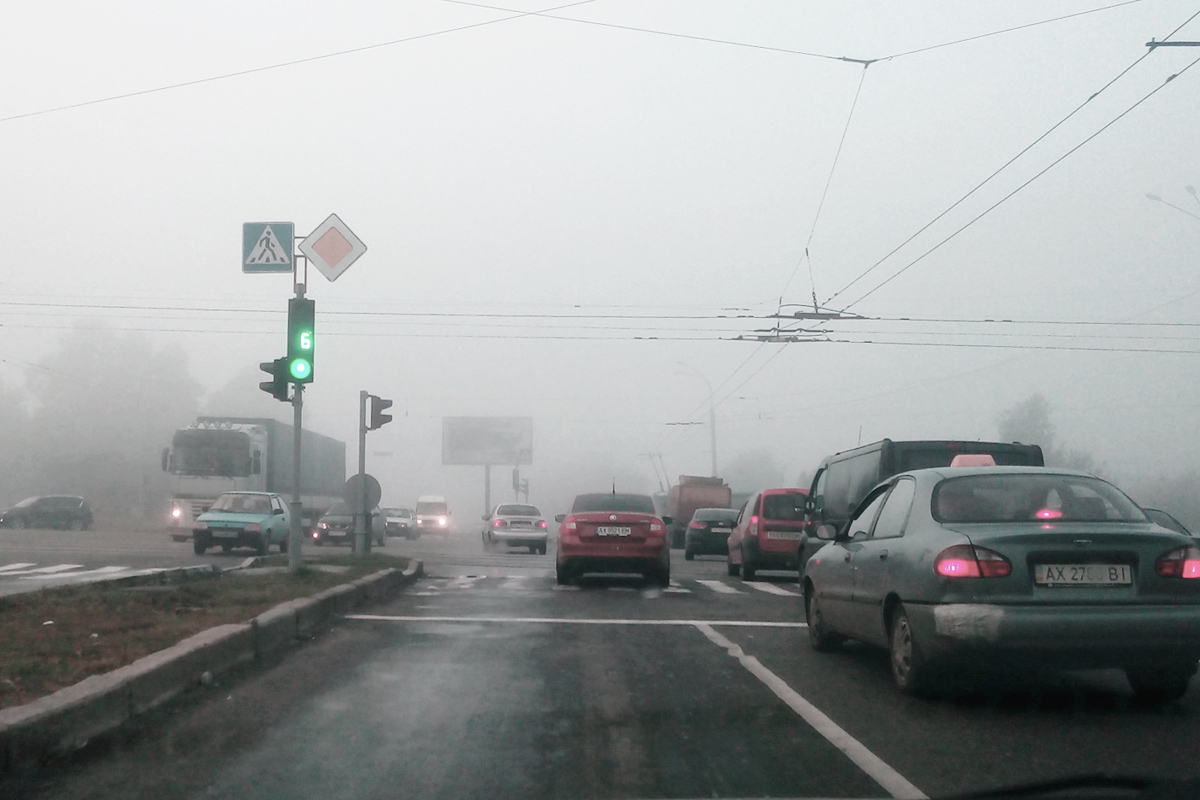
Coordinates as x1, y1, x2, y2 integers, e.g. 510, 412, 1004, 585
537, 520, 548, 529
689, 521, 706, 529
1155, 546, 1200, 578
935, 544, 1012, 578
1036, 508, 1063, 520
492, 519, 508, 528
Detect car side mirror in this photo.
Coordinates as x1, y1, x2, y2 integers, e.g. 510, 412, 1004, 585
804, 498, 815, 513
555, 514, 566, 523
816, 524, 838, 541
662, 516, 673, 526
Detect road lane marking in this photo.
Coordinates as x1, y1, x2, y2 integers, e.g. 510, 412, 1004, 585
346, 615, 804, 627
696, 580, 744, 594
663, 580, 691, 594
0, 563, 37, 573
693, 623, 926, 800
744, 581, 799, 596
21, 566, 130, 580
0, 564, 84, 576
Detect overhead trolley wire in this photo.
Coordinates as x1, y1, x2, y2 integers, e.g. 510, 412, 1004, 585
823, 6, 1200, 309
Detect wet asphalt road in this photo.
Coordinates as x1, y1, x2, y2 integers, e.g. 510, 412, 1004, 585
6, 533, 1200, 799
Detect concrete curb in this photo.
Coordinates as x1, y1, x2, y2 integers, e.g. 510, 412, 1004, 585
0, 559, 423, 778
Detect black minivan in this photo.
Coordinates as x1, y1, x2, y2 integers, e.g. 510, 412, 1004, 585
0, 495, 94, 530
801, 439, 1044, 569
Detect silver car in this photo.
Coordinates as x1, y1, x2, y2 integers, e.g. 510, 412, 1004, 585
482, 503, 549, 554
804, 465, 1200, 702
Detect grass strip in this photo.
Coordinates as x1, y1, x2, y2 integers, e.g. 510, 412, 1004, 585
0, 555, 410, 710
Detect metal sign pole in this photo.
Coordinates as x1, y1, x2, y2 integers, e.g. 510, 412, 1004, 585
355, 390, 368, 556
289, 382, 304, 572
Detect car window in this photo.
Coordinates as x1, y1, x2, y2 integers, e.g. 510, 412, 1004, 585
872, 479, 915, 539
761, 493, 803, 521
497, 504, 541, 516
571, 494, 655, 513
848, 489, 889, 540
737, 496, 756, 525
933, 474, 1147, 523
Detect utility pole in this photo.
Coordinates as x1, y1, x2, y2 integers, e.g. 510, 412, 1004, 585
287, 282, 307, 573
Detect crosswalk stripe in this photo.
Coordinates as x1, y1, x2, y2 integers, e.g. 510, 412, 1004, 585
662, 580, 691, 594
696, 580, 745, 595
21, 566, 130, 581
0, 563, 37, 573
2, 564, 84, 576
744, 581, 799, 597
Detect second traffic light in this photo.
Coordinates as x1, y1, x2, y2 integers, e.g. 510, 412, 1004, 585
287, 297, 315, 383
368, 395, 393, 430
259, 358, 289, 402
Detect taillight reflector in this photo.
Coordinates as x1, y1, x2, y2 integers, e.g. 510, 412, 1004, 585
689, 521, 705, 529
1155, 546, 1200, 578
935, 544, 1012, 578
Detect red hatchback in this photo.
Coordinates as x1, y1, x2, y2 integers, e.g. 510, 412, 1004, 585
556, 493, 672, 587
727, 488, 807, 580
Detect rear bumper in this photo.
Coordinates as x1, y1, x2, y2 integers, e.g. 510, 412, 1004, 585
743, 538, 800, 570
908, 602, 1200, 669
558, 540, 669, 575
686, 531, 731, 554
491, 530, 548, 545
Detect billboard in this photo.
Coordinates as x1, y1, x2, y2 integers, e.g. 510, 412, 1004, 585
442, 417, 533, 465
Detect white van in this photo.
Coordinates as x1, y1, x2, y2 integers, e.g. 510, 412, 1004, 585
415, 495, 451, 535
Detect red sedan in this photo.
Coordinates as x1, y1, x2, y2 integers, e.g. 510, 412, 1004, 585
555, 493, 672, 587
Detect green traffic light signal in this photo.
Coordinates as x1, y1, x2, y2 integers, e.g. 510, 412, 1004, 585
287, 297, 315, 384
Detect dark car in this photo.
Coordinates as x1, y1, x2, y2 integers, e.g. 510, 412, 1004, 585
0, 495, 93, 530
555, 493, 671, 587
684, 507, 739, 560
803, 465, 1200, 702
314, 502, 385, 547
727, 488, 807, 579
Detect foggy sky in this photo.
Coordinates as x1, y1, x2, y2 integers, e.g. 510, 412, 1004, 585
3, 1, 1199, 518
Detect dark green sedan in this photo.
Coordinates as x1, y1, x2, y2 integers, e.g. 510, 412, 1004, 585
803, 465, 1200, 702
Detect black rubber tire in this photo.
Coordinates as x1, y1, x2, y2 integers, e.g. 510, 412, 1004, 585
69, 519, 85, 531
805, 588, 843, 652
556, 565, 571, 585
727, 559, 739, 577
889, 604, 933, 696
647, 569, 670, 589
221, 543, 233, 554
684, 548, 696, 561
376, 536, 386, 547
257, 534, 271, 556
1127, 664, 1196, 704
279, 538, 289, 554
741, 562, 757, 581
193, 539, 206, 555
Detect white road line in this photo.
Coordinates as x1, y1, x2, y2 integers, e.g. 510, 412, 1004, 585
662, 580, 691, 594
1, 564, 84, 576
346, 615, 804, 627
696, 580, 744, 595
0, 563, 37, 573
21, 566, 130, 580
500, 577, 528, 590
693, 623, 926, 800
744, 581, 799, 597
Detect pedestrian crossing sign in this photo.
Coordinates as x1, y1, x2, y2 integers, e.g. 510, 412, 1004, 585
242, 222, 295, 273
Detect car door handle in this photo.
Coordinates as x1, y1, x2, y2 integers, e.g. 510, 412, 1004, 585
878, 550, 889, 561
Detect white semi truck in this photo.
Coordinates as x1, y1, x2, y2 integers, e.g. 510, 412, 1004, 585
162, 416, 346, 542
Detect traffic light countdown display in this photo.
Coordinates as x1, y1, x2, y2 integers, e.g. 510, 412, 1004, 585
287, 297, 315, 383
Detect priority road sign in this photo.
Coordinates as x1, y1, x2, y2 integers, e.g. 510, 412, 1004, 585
243, 222, 295, 273
300, 214, 366, 282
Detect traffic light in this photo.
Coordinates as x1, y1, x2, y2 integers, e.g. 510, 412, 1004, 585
287, 297, 315, 383
259, 358, 289, 402
368, 395, 393, 430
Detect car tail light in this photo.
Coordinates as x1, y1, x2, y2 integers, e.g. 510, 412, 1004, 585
312, 531, 320, 539
935, 544, 1012, 578
537, 520, 547, 529
689, 521, 705, 529
492, 519, 508, 528
649, 522, 663, 532
1155, 546, 1200, 578
1036, 508, 1063, 520
563, 520, 577, 531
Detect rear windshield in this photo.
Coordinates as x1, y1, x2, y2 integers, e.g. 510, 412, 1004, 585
933, 474, 1147, 524
693, 508, 738, 521
497, 504, 541, 517
761, 494, 804, 521
572, 494, 656, 514
416, 502, 448, 515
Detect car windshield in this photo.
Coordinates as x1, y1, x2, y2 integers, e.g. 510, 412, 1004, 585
324, 502, 351, 517
386, 508, 413, 518
13, 497, 40, 508
572, 494, 656, 514
416, 502, 448, 515
497, 504, 540, 516
693, 508, 738, 521
933, 474, 1148, 524
210, 494, 271, 514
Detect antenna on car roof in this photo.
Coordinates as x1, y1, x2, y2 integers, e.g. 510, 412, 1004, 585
612, 480, 616, 494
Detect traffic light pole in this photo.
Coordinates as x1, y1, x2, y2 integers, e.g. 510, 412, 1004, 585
354, 390, 369, 556
289, 381, 304, 572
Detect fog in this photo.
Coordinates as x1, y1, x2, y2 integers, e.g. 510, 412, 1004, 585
2, 2, 1199, 526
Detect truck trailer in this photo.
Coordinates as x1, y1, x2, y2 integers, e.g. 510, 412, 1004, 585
667, 475, 732, 549
162, 416, 346, 541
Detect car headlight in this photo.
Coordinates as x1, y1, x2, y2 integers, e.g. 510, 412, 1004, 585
194, 521, 208, 530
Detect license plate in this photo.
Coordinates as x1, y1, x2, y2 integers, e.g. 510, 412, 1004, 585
212, 529, 238, 539
712, 527, 732, 534
1035, 564, 1132, 586
766, 530, 801, 540
595, 526, 631, 537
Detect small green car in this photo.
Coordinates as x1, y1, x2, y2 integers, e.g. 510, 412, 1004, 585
193, 491, 290, 556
